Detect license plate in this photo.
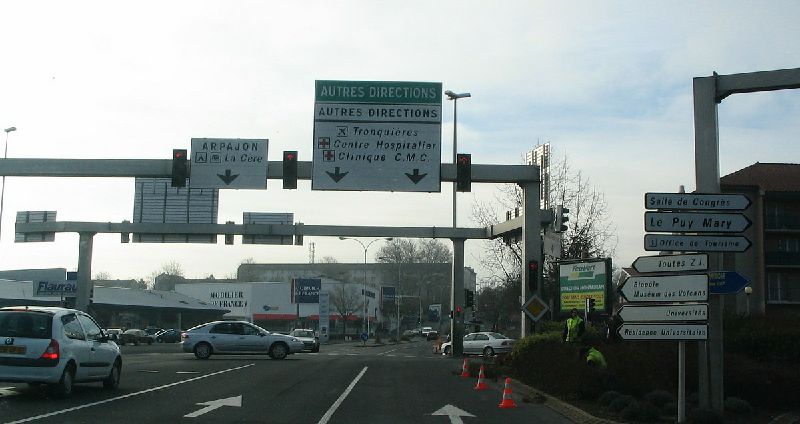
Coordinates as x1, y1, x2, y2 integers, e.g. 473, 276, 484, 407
0, 345, 26, 354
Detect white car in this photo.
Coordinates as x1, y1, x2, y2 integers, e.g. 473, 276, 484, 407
0, 306, 122, 397
181, 321, 304, 360
441, 332, 515, 357
289, 329, 320, 352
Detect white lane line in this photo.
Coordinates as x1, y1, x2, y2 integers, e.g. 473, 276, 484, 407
5, 363, 255, 424
345, 353, 357, 356
386, 354, 397, 357
138, 370, 159, 373
377, 347, 400, 356
176, 371, 200, 374
317, 366, 368, 424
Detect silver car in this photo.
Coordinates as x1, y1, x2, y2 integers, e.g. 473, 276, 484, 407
441, 332, 515, 357
0, 306, 122, 397
289, 329, 320, 352
181, 321, 304, 360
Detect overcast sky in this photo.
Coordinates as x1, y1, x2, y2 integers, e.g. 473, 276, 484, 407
1, 1, 799, 283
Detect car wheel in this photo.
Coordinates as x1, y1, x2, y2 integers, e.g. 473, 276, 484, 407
49, 364, 75, 398
312, 345, 320, 353
269, 343, 288, 360
194, 342, 212, 360
483, 346, 495, 358
133, 339, 140, 346
147, 339, 153, 345
103, 358, 122, 390
156, 337, 162, 343
444, 345, 452, 356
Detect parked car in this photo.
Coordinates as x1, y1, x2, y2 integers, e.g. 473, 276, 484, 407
154, 328, 182, 343
104, 328, 122, 341
118, 329, 154, 346
289, 329, 320, 352
181, 321, 304, 360
441, 332, 515, 357
421, 327, 434, 337
144, 326, 162, 336
0, 306, 122, 397
426, 330, 440, 341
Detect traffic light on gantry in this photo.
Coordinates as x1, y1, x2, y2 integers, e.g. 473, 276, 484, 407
555, 204, 569, 232
171, 149, 188, 187
464, 289, 474, 308
528, 260, 539, 292
456, 153, 471, 192
283, 151, 298, 189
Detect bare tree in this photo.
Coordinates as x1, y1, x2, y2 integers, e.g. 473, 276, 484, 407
329, 284, 363, 336
320, 256, 339, 264
146, 260, 186, 289
471, 152, 617, 323
93, 271, 113, 280
375, 238, 452, 264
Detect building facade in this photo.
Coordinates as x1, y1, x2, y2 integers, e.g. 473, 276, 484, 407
721, 163, 800, 315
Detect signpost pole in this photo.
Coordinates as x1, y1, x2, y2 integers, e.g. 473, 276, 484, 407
521, 181, 542, 337
75, 232, 95, 312
678, 340, 686, 423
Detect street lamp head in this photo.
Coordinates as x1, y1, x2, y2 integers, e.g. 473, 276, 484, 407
444, 91, 471, 100
4, 127, 16, 133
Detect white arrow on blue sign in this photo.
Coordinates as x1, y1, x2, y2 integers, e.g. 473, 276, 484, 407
708, 271, 750, 295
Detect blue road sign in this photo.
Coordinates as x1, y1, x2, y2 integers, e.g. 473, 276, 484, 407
360, 332, 368, 342
708, 271, 750, 295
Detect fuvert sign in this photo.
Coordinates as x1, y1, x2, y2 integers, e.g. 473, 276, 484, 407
312, 80, 442, 192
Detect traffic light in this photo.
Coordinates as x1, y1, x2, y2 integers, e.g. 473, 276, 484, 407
455, 305, 463, 317
171, 149, 188, 187
283, 151, 298, 189
456, 153, 471, 192
464, 289, 474, 308
555, 204, 570, 232
225, 221, 234, 245
528, 260, 539, 292
586, 297, 596, 313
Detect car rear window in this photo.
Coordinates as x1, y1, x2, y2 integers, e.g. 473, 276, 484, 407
0, 311, 53, 339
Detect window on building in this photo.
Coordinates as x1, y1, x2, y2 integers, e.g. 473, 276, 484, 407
767, 272, 800, 303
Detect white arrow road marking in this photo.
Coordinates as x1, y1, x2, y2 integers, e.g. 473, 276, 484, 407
317, 367, 368, 424
432, 404, 475, 424
0, 387, 20, 397
5, 363, 254, 424
184, 395, 242, 418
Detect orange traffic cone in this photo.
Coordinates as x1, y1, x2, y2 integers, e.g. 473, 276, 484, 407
498, 377, 518, 409
460, 358, 470, 378
474, 365, 489, 391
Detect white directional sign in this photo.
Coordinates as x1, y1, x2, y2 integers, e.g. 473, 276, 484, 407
618, 324, 708, 340
632, 253, 708, 273
644, 234, 752, 252
645, 193, 751, 211
618, 304, 708, 322
618, 274, 708, 302
312, 80, 442, 192
190, 138, 268, 189
645, 212, 751, 233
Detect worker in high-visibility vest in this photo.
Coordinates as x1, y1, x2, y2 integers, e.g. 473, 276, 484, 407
579, 346, 607, 368
562, 308, 585, 342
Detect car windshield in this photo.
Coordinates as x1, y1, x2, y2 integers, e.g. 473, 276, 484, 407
292, 330, 314, 337
0, 311, 52, 339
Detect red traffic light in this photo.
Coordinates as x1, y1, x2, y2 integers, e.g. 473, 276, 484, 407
456, 306, 463, 313
528, 260, 538, 271
173, 150, 186, 159
284, 152, 296, 161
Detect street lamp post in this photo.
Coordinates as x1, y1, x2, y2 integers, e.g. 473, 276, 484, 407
0, 127, 17, 247
379, 256, 402, 342
339, 237, 393, 336
444, 90, 470, 228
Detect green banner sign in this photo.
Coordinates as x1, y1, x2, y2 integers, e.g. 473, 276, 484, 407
558, 259, 610, 312
315, 80, 442, 104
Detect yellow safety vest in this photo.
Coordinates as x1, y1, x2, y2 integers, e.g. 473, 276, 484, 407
566, 316, 582, 342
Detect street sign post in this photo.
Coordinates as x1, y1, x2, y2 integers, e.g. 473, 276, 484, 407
618, 274, 708, 302
645, 212, 751, 233
618, 324, 708, 341
644, 234, 751, 252
311, 80, 442, 192
632, 253, 708, 273
618, 304, 708, 322
521, 295, 549, 322
708, 271, 750, 295
645, 193, 751, 211
190, 138, 269, 189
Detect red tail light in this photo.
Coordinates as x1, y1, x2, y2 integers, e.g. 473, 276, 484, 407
40, 339, 60, 361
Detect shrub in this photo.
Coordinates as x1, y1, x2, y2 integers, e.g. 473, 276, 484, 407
607, 395, 635, 413
686, 408, 724, 424
661, 401, 677, 416
620, 400, 661, 422
724, 396, 753, 415
597, 390, 621, 407
643, 389, 675, 408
